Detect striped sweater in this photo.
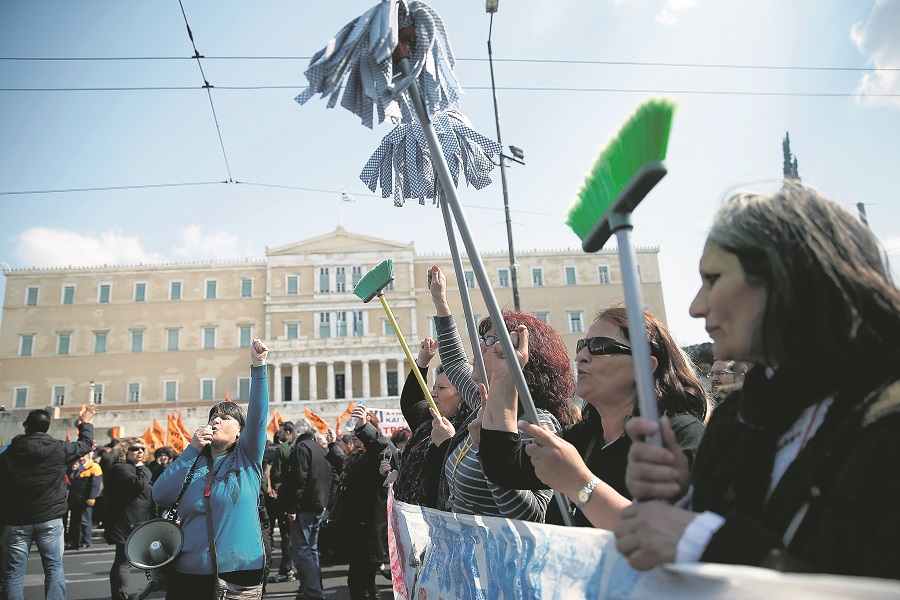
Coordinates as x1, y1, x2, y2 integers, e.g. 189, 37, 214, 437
430, 315, 561, 521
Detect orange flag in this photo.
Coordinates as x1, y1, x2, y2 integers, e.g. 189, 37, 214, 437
266, 411, 284, 438
152, 418, 167, 446
141, 427, 155, 450
225, 392, 232, 403
167, 413, 186, 453
335, 402, 356, 437
66, 429, 71, 441
304, 407, 329, 434
177, 410, 192, 440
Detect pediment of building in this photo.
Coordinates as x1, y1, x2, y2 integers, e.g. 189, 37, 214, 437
266, 226, 413, 256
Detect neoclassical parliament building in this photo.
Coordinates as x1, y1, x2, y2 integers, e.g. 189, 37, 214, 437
0, 227, 666, 436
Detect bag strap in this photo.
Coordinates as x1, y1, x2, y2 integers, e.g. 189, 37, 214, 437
166, 454, 202, 520
204, 453, 223, 580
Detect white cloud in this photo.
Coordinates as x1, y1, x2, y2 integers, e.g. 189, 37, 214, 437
851, 0, 900, 109
14, 228, 166, 268
527, 0, 571, 36
171, 225, 242, 261
655, 0, 697, 26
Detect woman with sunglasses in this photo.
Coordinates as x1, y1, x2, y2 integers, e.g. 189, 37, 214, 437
152, 339, 269, 598
425, 265, 574, 521
480, 306, 709, 528
615, 186, 900, 579
104, 438, 152, 599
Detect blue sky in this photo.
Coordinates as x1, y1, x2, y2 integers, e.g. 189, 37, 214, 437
1, 0, 898, 346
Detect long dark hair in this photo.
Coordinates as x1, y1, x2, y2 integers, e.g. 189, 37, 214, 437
708, 184, 900, 374
583, 307, 709, 423
479, 310, 575, 427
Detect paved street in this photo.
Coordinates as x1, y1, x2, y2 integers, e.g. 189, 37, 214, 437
16, 529, 393, 599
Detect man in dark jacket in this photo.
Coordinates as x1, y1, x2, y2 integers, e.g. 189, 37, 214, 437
0, 404, 96, 600
103, 438, 152, 600
279, 418, 333, 600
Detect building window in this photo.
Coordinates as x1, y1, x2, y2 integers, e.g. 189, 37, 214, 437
319, 268, 330, 293
91, 383, 104, 404
351, 266, 363, 287
238, 326, 252, 348
534, 311, 549, 324
240, 277, 252, 298
131, 330, 144, 353
26, 286, 38, 306
203, 327, 216, 350
565, 266, 577, 286
637, 264, 643, 282
387, 372, 399, 396
62, 285, 75, 305
127, 382, 140, 403
170, 281, 182, 301
15, 387, 28, 408
336, 267, 346, 293
286, 275, 299, 295
286, 323, 299, 340
319, 313, 331, 338
165, 381, 178, 402
336, 312, 347, 337
598, 266, 610, 284
19, 334, 34, 357
53, 385, 66, 406
568, 311, 584, 334
201, 379, 215, 401
383, 319, 394, 336
94, 332, 108, 354
167, 328, 180, 351
205, 280, 217, 300
464, 270, 476, 289
385, 280, 395, 292
238, 378, 251, 400
134, 282, 146, 302
57, 333, 71, 355
98, 284, 111, 303
532, 267, 544, 287
430, 319, 438, 339
352, 311, 364, 337
498, 268, 509, 288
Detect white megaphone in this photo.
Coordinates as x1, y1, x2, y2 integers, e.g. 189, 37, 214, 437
125, 518, 184, 570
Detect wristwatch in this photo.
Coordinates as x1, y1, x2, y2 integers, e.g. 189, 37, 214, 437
573, 477, 602, 510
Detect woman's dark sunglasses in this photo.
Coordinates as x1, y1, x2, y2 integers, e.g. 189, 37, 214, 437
127, 446, 145, 452
576, 337, 632, 356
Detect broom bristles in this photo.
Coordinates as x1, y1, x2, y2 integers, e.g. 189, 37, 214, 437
567, 99, 676, 241
353, 259, 395, 303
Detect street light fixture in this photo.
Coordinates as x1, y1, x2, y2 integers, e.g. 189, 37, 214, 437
486, 0, 521, 310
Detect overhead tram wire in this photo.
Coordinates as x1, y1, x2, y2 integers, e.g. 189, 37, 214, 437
0, 181, 226, 196
177, 0, 233, 183
2, 84, 897, 98
2, 55, 897, 72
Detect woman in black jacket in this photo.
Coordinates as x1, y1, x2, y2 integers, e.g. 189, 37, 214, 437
103, 437, 153, 600
337, 405, 399, 600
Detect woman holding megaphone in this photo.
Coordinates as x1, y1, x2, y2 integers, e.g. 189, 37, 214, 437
152, 339, 270, 599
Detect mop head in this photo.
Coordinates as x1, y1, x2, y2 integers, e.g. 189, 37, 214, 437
353, 259, 395, 303
566, 99, 676, 250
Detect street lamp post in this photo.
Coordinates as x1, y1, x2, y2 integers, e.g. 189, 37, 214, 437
486, 0, 521, 310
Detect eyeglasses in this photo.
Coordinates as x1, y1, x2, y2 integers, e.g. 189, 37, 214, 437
127, 446, 145, 452
479, 333, 513, 347
575, 337, 632, 356
706, 370, 734, 378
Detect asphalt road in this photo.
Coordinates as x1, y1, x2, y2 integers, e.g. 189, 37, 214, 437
16, 529, 393, 600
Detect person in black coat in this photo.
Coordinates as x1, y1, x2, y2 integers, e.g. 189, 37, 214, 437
103, 438, 153, 600
337, 405, 399, 600
279, 418, 334, 600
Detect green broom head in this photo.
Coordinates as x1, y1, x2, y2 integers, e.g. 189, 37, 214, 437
566, 98, 676, 242
353, 258, 395, 303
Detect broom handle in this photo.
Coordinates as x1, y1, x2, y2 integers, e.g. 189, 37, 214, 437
438, 182, 489, 388
379, 294, 441, 416
398, 57, 574, 527
613, 225, 662, 446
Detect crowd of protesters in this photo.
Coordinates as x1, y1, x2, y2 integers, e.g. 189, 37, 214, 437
1, 185, 898, 599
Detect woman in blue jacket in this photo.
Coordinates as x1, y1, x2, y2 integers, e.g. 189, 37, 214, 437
153, 339, 269, 598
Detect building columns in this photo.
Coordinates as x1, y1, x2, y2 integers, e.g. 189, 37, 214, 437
379, 359, 387, 399
326, 361, 335, 400
273, 364, 283, 403
361, 361, 371, 399
308, 362, 317, 401
344, 361, 353, 400
291, 363, 300, 403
